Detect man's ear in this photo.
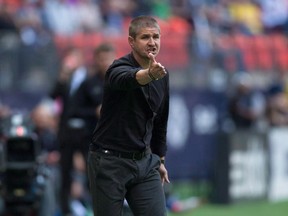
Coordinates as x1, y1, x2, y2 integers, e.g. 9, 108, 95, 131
128, 36, 134, 48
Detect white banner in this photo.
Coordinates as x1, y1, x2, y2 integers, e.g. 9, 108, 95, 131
268, 128, 288, 202
229, 131, 268, 201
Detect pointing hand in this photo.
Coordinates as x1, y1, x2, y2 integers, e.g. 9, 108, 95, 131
148, 53, 167, 80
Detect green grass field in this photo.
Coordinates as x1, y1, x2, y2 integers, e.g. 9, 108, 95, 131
167, 181, 288, 216
168, 200, 288, 216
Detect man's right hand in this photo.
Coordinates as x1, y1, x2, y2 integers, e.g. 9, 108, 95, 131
148, 53, 167, 80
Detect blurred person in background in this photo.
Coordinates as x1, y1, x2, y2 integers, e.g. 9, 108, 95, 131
31, 99, 59, 161
43, 0, 79, 36
100, 0, 138, 35
265, 82, 288, 126
227, 0, 263, 35
72, 42, 116, 136
0, 101, 11, 120
87, 15, 170, 216
151, 0, 171, 20
67, 42, 116, 215
228, 73, 266, 130
14, 0, 55, 91
75, 0, 103, 33
0, 101, 11, 141
31, 99, 60, 216
15, 0, 51, 47
0, 0, 21, 90
49, 47, 88, 216
0, 0, 19, 33
256, 0, 288, 34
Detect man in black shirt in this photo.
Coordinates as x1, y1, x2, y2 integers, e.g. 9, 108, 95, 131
88, 15, 170, 216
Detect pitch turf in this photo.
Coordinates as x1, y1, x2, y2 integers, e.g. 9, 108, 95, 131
168, 200, 288, 216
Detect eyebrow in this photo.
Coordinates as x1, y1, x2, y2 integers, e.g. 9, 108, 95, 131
140, 32, 160, 37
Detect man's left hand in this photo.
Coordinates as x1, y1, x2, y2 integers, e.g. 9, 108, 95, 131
159, 163, 170, 185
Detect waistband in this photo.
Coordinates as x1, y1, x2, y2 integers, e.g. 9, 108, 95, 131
90, 145, 151, 160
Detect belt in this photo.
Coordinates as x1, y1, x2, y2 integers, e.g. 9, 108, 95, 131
91, 146, 150, 160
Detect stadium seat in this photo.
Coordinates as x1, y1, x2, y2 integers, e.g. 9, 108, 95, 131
253, 35, 273, 71
270, 34, 287, 52
275, 49, 288, 72
70, 33, 86, 48
233, 34, 257, 71
233, 34, 250, 51
270, 34, 288, 71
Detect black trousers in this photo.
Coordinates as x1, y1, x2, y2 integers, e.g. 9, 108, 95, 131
58, 127, 90, 214
87, 151, 167, 216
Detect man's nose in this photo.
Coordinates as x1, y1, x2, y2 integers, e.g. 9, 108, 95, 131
148, 37, 155, 45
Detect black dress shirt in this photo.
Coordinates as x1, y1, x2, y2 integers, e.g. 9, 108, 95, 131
91, 53, 169, 157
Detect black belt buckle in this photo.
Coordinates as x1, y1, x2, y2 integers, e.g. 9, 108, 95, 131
103, 149, 111, 154
132, 152, 143, 160
94, 147, 147, 160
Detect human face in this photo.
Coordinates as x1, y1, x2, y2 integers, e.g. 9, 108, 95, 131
129, 27, 160, 64
95, 51, 116, 77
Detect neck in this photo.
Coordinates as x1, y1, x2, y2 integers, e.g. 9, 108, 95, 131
132, 51, 149, 69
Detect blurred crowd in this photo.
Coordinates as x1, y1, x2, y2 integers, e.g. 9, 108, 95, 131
1, 0, 288, 37
1, 0, 288, 87
0, 0, 182, 37
1, 0, 288, 78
